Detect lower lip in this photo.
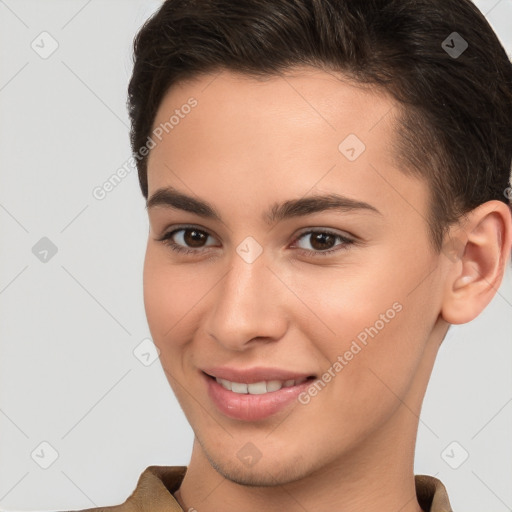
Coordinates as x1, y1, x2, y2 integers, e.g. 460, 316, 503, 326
204, 373, 314, 421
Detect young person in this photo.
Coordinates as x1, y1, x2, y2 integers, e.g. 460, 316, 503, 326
75, 0, 512, 510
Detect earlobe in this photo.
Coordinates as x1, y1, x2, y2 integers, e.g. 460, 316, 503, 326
441, 201, 512, 325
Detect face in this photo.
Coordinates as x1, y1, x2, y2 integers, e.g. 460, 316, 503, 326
143, 67, 449, 486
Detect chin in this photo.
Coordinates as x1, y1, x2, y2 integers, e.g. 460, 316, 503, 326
199, 438, 315, 488
212, 459, 309, 487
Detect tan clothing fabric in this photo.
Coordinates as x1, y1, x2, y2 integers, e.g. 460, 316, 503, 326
73, 466, 453, 512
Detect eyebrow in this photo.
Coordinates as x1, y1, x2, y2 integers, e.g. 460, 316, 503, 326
146, 186, 381, 224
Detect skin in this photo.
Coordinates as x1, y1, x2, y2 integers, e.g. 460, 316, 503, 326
143, 67, 511, 512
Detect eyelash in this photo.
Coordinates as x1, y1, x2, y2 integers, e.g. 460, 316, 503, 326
156, 225, 355, 258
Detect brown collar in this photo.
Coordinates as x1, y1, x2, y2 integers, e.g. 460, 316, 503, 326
76, 466, 454, 511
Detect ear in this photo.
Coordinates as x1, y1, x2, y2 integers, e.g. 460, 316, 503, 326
440, 200, 512, 325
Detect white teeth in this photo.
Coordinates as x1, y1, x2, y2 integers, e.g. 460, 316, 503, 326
247, 381, 267, 394
215, 377, 308, 394
231, 382, 248, 393
266, 380, 284, 392
219, 378, 232, 391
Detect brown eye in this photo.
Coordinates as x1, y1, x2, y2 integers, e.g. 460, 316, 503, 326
182, 229, 208, 247
158, 227, 218, 255
308, 232, 337, 251
293, 230, 354, 256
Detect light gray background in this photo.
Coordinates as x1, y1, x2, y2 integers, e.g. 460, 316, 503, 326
0, 1, 511, 511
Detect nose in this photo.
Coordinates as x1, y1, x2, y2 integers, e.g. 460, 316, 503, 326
205, 248, 288, 351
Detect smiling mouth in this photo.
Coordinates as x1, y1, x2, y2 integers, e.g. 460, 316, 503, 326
204, 372, 316, 395
203, 370, 318, 421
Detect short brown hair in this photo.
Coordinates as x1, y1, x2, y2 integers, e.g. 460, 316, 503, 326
127, 0, 512, 251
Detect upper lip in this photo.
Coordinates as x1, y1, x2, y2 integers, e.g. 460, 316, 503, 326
202, 366, 315, 384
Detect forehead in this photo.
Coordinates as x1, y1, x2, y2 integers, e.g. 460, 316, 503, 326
150, 66, 396, 150
146, 67, 428, 226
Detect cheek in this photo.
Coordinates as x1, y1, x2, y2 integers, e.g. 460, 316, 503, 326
142, 248, 199, 399
290, 256, 402, 346
297, 247, 435, 384
142, 246, 196, 346
142, 244, 225, 367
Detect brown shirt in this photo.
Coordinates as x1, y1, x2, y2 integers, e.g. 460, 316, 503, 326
73, 466, 453, 512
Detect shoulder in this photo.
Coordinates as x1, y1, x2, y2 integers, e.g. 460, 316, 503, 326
65, 466, 187, 512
